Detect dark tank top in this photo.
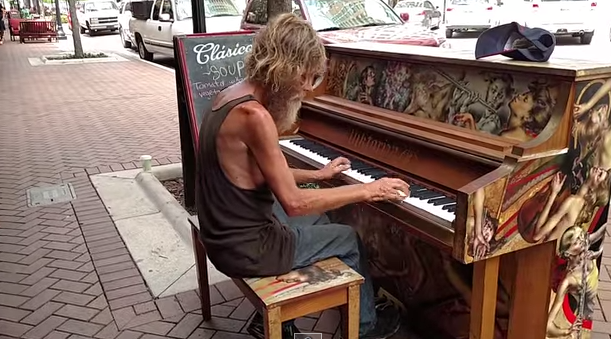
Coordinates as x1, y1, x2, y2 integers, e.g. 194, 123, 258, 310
196, 94, 295, 278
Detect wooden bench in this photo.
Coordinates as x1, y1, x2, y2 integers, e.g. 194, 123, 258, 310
19, 21, 58, 43
188, 215, 364, 339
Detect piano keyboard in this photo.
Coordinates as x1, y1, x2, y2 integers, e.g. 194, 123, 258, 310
279, 138, 456, 223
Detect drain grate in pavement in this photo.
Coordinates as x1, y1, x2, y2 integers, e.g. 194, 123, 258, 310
26, 183, 77, 207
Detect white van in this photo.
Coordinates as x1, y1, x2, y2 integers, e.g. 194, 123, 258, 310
522, 0, 597, 44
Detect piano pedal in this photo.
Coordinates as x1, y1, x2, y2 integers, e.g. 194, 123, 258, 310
377, 288, 406, 313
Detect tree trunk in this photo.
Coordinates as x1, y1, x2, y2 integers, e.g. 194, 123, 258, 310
39, 0, 45, 19
66, 0, 83, 58
267, 0, 291, 22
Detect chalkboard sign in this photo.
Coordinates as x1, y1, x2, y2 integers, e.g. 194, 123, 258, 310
174, 31, 255, 146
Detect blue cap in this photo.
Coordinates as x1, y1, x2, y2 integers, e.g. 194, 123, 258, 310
474, 22, 556, 62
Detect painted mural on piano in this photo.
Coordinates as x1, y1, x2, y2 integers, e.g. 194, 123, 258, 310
326, 56, 561, 142
316, 78, 610, 339
458, 78, 611, 339
326, 202, 511, 339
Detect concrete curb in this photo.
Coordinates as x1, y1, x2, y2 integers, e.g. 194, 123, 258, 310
149, 163, 183, 181
40, 52, 128, 65
135, 165, 192, 248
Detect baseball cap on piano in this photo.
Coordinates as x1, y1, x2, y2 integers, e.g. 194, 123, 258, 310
474, 22, 556, 62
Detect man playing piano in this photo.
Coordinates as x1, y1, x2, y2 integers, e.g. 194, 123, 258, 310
196, 13, 410, 339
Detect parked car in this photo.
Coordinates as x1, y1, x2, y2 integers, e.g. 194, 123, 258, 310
394, 0, 442, 29
74, 0, 120, 35
118, 0, 135, 47
444, 0, 499, 38
241, 0, 445, 47
129, 0, 242, 60
522, 0, 597, 44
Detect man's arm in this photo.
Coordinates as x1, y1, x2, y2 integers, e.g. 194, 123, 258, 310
242, 105, 409, 216
290, 168, 323, 184
290, 157, 351, 184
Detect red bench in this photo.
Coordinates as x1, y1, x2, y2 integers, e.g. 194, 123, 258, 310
19, 21, 58, 43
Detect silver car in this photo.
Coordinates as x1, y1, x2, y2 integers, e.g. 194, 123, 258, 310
118, 0, 134, 48
394, 0, 442, 28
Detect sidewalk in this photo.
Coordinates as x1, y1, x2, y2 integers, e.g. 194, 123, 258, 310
0, 39, 610, 339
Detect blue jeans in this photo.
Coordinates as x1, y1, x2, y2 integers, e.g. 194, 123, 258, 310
272, 200, 377, 336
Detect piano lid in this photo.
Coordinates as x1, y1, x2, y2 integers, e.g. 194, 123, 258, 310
326, 42, 611, 79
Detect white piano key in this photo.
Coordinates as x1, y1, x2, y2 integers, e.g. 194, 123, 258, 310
279, 139, 455, 222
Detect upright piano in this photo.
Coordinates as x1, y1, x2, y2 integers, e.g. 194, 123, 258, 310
280, 42, 611, 339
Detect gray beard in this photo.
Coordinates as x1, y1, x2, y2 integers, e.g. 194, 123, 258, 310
267, 94, 302, 134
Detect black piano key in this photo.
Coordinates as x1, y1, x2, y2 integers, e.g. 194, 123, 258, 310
360, 168, 384, 176
426, 195, 447, 203
351, 162, 370, 170
417, 191, 441, 200
430, 197, 455, 206
442, 203, 456, 211
411, 189, 431, 198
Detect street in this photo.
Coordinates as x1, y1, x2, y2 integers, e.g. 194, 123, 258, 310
58, 17, 611, 71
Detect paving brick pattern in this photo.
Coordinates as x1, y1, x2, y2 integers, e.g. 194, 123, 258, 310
1, 41, 611, 339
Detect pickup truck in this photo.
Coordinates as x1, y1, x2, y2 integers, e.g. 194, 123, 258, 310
129, 0, 243, 60
75, 0, 120, 35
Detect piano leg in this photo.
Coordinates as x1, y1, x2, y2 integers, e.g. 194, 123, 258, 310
507, 241, 555, 339
470, 256, 500, 339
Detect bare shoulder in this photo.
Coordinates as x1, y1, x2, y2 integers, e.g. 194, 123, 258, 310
238, 101, 273, 123
231, 102, 279, 149
234, 101, 277, 134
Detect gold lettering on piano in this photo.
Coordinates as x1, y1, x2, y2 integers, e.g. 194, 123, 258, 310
348, 130, 418, 161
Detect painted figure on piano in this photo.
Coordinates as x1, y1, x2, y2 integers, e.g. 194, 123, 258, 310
547, 225, 605, 338
543, 77, 611, 339
330, 55, 561, 142
571, 78, 611, 191
403, 70, 454, 122
379, 62, 412, 111
344, 64, 382, 106
449, 72, 510, 135
466, 188, 506, 260
521, 169, 609, 244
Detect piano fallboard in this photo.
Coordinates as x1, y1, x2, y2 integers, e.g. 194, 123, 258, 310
298, 105, 497, 192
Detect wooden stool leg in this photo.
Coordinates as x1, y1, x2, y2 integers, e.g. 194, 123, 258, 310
192, 226, 211, 320
264, 306, 282, 339
340, 283, 361, 339
470, 256, 500, 339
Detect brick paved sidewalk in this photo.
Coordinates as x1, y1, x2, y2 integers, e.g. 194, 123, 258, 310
1, 40, 611, 339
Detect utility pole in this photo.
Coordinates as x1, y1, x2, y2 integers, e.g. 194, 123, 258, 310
54, 0, 66, 39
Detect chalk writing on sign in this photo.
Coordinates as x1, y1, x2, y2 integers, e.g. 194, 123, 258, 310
193, 42, 252, 65
176, 33, 255, 130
